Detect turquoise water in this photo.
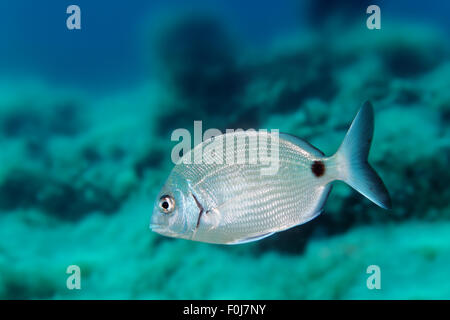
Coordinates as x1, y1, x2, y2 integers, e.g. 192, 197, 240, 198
0, 1, 449, 299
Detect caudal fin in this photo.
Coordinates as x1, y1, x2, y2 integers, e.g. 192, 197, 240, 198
334, 101, 391, 209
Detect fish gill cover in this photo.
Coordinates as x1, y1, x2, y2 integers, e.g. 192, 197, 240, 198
0, 0, 449, 299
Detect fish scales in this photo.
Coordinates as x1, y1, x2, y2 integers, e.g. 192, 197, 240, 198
150, 102, 391, 244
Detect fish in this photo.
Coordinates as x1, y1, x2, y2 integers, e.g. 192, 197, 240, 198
150, 101, 391, 244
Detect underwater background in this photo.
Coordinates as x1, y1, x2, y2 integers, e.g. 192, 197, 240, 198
0, 0, 449, 299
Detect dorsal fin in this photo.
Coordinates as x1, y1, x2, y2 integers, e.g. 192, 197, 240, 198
279, 133, 325, 157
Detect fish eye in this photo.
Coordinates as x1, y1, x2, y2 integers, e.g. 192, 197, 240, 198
159, 195, 175, 214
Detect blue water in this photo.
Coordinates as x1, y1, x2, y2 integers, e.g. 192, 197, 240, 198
3, 0, 447, 92
0, 0, 302, 91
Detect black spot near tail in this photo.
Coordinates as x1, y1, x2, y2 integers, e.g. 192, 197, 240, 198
311, 160, 325, 177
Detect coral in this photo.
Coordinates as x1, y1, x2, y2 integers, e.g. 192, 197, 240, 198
0, 81, 165, 221
154, 14, 246, 134
1, 200, 450, 299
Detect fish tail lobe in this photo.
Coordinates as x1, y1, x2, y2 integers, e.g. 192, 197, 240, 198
334, 101, 391, 209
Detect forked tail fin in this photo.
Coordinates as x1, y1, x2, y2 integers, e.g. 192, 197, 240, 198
334, 101, 391, 209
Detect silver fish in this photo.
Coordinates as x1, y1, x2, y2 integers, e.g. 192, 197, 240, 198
150, 101, 391, 244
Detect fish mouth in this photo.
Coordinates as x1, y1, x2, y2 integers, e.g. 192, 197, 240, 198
149, 224, 165, 233
150, 224, 177, 237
